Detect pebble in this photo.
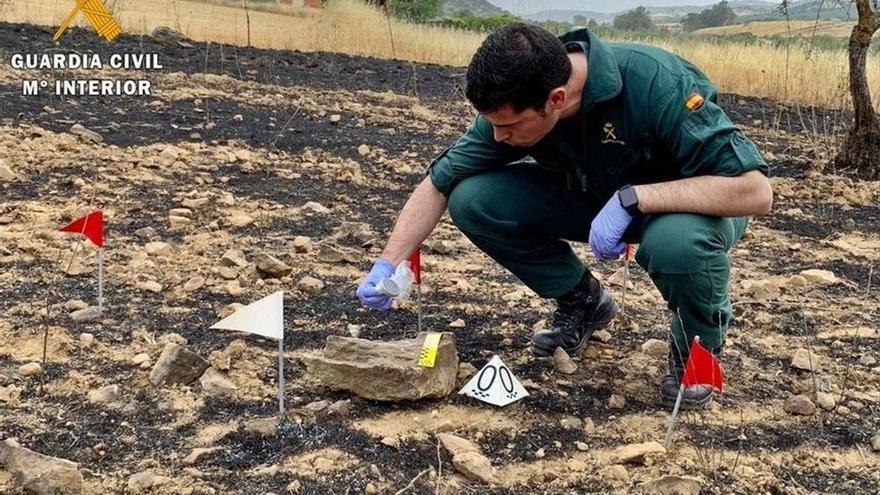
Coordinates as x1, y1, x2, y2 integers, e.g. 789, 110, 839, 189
71, 306, 102, 322
79, 333, 95, 347
552, 347, 577, 374
534, 448, 545, 459
296, 276, 324, 295
608, 394, 626, 409
871, 434, 880, 452
640, 339, 668, 358
449, 319, 466, 328
347, 324, 361, 338
783, 394, 816, 415
791, 348, 820, 372
592, 329, 612, 343
575, 441, 589, 451
18, 362, 42, 377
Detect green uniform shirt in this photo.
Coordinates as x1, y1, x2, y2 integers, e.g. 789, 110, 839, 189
427, 28, 769, 204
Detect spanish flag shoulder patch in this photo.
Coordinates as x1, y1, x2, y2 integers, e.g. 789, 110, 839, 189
685, 92, 705, 111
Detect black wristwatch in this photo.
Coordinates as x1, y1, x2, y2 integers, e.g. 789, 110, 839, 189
618, 185, 640, 214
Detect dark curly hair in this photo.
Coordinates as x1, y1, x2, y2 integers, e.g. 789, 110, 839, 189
465, 23, 572, 113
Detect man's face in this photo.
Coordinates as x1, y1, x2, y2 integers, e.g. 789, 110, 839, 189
482, 100, 560, 147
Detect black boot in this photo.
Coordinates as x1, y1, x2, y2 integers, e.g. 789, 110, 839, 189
659, 346, 720, 410
531, 272, 618, 357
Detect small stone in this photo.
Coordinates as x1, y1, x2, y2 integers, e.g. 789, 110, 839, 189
835, 405, 851, 416
0, 385, 22, 405
559, 417, 583, 430
128, 470, 168, 492
449, 318, 466, 328
71, 306, 102, 322
329, 114, 342, 124
534, 448, 545, 459
182, 197, 209, 208
287, 480, 303, 494
302, 201, 331, 214
232, 114, 244, 122
169, 208, 192, 218
0, 161, 16, 181
168, 215, 192, 229
858, 354, 877, 366
600, 464, 630, 483
182, 447, 222, 466
637, 475, 703, 495
576, 441, 589, 451
183, 276, 205, 292
816, 392, 837, 411
640, 339, 668, 358
582, 418, 596, 435
791, 348, 821, 372
229, 214, 254, 227
381, 436, 400, 449
132, 353, 151, 366
553, 347, 577, 375
292, 236, 314, 253
347, 324, 361, 338
799, 269, 837, 285
608, 394, 626, 409
245, 417, 278, 436
217, 266, 239, 280
18, 362, 42, 377
0, 439, 84, 494
611, 441, 666, 464
784, 394, 816, 416
592, 329, 612, 343
145, 241, 173, 256
199, 368, 238, 398
357, 144, 371, 156
88, 384, 120, 405
70, 123, 103, 143
255, 253, 292, 278
79, 333, 95, 347
220, 249, 249, 268
296, 276, 324, 295
137, 280, 163, 293
149, 343, 210, 386
871, 434, 880, 452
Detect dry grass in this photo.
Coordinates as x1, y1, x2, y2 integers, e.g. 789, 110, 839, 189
695, 19, 856, 38
1, 0, 878, 109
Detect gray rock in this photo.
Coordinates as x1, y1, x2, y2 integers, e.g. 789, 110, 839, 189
611, 441, 666, 465
302, 333, 458, 401
791, 348, 821, 372
436, 433, 493, 484
70, 123, 103, 143
296, 276, 324, 295
871, 434, 880, 452
640, 339, 668, 358
816, 392, 837, 411
292, 236, 314, 253
592, 329, 612, 343
199, 368, 237, 397
0, 439, 83, 494
149, 343, 209, 386
219, 249, 248, 268
70, 306, 101, 322
87, 384, 120, 405
255, 253, 292, 278
18, 363, 42, 377
783, 394, 816, 416
553, 347, 577, 375
636, 475, 703, 495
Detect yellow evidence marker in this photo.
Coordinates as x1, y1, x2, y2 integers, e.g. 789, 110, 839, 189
417, 332, 443, 368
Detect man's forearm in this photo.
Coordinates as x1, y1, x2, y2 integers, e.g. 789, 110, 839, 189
380, 176, 448, 264
633, 170, 773, 217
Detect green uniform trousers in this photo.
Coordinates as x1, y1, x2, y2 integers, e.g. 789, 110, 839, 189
446, 168, 748, 353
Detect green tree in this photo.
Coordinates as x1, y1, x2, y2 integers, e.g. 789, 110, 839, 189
389, 0, 440, 22
681, 1, 737, 32
613, 6, 654, 31
573, 14, 587, 26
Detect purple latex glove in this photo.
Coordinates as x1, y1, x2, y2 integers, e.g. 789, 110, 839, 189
589, 191, 633, 260
357, 258, 395, 310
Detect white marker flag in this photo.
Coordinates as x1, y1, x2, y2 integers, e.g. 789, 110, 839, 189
210, 291, 284, 340
459, 355, 529, 407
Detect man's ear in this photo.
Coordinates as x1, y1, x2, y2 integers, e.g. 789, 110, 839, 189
547, 87, 567, 110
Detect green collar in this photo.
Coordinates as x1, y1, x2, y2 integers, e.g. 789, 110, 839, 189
559, 28, 622, 113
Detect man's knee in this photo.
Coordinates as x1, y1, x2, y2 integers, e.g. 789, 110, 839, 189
447, 174, 517, 236
636, 213, 727, 274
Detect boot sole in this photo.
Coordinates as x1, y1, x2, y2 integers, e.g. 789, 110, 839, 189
531, 296, 619, 357
660, 388, 714, 411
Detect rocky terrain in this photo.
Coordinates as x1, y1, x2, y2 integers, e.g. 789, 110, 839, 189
1, 20, 879, 495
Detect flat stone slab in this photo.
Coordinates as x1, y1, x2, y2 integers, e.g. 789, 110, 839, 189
302, 332, 458, 401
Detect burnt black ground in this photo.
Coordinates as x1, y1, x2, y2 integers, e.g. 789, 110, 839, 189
1, 19, 879, 495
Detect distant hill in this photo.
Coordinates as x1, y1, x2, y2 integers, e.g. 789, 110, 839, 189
519, 1, 856, 26
694, 19, 856, 37
441, 0, 505, 16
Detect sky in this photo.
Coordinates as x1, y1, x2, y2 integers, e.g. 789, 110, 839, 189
488, 0, 733, 15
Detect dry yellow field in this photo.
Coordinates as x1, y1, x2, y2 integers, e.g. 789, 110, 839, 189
1, 0, 878, 109
695, 19, 856, 38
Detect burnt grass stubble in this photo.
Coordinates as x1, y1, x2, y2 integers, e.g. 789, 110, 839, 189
1, 21, 878, 494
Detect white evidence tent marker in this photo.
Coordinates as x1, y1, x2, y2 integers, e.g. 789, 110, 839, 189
210, 291, 286, 416
459, 355, 529, 407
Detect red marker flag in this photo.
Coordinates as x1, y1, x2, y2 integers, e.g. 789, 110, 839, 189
681, 338, 724, 392
60, 210, 104, 248
409, 247, 421, 284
